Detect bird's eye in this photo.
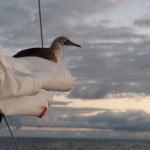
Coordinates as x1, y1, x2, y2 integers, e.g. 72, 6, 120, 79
64, 40, 68, 45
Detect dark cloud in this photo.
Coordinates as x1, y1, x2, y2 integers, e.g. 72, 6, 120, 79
0, 0, 122, 51
1, 108, 150, 138
14, 107, 102, 128
134, 18, 150, 27
6, 107, 150, 133
67, 38, 150, 99
59, 110, 150, 132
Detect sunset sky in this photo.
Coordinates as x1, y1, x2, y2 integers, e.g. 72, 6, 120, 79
1, 0, 150, 139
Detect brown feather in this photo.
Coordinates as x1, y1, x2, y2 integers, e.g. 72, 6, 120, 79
13, 48, 57, 63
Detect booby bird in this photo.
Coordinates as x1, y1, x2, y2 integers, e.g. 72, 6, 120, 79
13, 36, 81, 63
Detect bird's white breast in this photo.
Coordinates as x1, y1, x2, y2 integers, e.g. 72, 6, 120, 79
54, 49, 62, 62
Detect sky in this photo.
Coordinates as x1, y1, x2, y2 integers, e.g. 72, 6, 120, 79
1, 0, 150, 139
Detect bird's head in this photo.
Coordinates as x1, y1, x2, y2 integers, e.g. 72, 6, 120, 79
51, 36, 81, 49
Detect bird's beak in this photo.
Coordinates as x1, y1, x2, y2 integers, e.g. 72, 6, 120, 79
65, 40, 81, 48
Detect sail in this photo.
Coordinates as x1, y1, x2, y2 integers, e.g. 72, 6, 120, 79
0, 49, 73, 117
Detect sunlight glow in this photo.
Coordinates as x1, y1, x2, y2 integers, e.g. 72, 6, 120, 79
54, 95, 150, 114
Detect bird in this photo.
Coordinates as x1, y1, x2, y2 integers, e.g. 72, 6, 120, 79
13, 36, 81, 63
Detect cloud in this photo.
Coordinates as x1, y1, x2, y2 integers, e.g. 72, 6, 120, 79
13, 107, 101, 128
0, 106, 82, 129
68, 37, 150, 99
59, 110, 150, 132
134, 18, 150, 28
4, 109, 150, 137
0, 0, 129, 51
4, 106, 150, 133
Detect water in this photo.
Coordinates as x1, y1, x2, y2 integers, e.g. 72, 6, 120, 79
0, 137, 150, 150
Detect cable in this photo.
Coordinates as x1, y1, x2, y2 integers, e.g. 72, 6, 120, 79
2, 114, 20, 150
38, 0, 44, 48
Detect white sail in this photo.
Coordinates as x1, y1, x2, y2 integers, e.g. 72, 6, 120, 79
0, 49, 73, 117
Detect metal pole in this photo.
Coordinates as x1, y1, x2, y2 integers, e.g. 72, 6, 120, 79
38, 0, 44, 48
2, 114, 20, 150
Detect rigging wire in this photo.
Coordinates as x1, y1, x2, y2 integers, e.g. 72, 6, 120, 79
2, 114, 20, 150
38, 0, 44, 48
38, 0, 54, 105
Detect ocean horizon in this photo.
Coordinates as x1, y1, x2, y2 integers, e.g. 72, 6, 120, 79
0, 137, 150, 150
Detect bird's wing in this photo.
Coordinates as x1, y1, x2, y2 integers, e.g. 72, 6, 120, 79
13, 48, 50, 58
13, 48, 57, 62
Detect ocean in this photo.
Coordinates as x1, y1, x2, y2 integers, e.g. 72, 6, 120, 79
0, 137, 150, 150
